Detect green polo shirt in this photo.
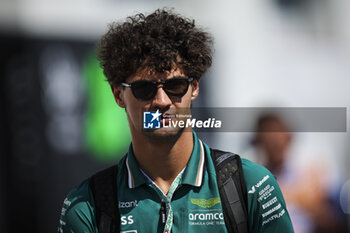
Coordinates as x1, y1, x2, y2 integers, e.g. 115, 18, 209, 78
58, 132, 294, 233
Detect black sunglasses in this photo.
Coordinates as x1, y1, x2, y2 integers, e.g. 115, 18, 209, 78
121, 77, 194, 101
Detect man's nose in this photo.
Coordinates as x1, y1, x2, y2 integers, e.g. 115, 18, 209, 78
152, 87, 172, 108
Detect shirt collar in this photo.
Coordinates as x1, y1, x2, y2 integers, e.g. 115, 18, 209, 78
125, 131, 206, 189
181, 131, 205, 187
125, 145, 149, 189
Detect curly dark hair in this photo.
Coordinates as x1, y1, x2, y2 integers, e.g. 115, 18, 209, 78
97, 9, 213, 86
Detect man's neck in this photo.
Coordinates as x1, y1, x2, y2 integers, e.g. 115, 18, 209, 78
131, 131, 194, 194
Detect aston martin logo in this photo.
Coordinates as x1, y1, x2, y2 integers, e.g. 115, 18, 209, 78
190, 197, 221, 208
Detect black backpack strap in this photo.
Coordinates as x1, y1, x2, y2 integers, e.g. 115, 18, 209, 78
210, 148, 249, 233
89, 164, 120, 233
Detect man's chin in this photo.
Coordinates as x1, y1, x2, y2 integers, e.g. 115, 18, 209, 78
142, 127, 186, 142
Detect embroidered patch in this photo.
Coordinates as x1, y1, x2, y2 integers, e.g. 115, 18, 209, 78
190, 198, 221, 208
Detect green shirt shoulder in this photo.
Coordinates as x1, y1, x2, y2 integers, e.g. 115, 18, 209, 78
58, 179, 97, 233
241, 158, 294, 233
58, 154, 294, 233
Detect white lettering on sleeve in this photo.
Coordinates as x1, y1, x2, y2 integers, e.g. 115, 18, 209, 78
262, 203, 281, 218
262, 209, 286, 226
262, 196, 278, 210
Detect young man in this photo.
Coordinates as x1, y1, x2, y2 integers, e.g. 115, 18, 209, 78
58, 9, 294, 233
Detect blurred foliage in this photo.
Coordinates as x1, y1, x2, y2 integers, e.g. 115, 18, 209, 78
83, 51, 131, 162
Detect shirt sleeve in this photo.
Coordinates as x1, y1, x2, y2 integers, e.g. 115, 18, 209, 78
242, 159, 295, 233
58, 179, 98, 233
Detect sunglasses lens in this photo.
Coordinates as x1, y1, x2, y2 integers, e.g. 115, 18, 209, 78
128, 78, 191, 100
131, 81, 157, 100
164, 79, 189, 97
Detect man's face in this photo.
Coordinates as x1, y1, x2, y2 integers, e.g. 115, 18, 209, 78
257, 120, 291, 165
111, 67, 199, 142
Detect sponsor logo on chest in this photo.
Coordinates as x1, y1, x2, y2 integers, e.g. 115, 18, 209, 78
190, 197, 221, 208
188, 197, 225, 226
119, 200, 138, 208
188, 209, 225, 226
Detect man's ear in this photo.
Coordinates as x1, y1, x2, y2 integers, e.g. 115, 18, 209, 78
111, 84, 126, 108
191, 79, 199, 100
